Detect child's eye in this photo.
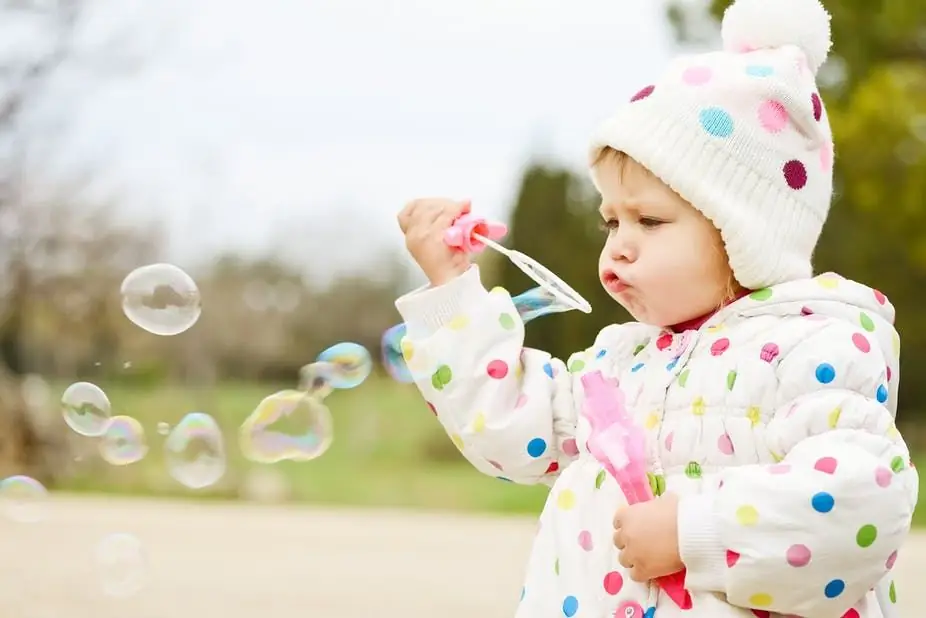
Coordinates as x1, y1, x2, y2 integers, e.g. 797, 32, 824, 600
639, 217, 664, 229
598, 218, 619, 233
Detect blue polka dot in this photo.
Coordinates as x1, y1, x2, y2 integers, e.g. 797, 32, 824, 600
815, 363, 836, 384
596, 349, 607, 359
812, 491, 835, 513
877, 384, 888, 403
644, 609, 656, 618
824, 579, 845, 598
562, 595, 579, 617
746, 65, 774, 77
699, 107, 734, 138
666, 359, 678, 371
631, 363, 644, 372
527, 438, 547, 458
543, 363, 554, 378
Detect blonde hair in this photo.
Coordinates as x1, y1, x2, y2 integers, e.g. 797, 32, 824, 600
593, 146, 743, 308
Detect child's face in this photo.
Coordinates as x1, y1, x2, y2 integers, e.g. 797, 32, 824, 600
596, 154, 732, 327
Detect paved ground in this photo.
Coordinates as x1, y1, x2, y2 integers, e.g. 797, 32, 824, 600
2, 495, 922, 617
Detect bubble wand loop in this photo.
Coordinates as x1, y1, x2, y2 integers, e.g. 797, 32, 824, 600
581, 371, 693, 611
443, 213, 592, 314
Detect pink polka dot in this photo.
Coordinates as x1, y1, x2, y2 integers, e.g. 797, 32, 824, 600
875, 466, 893, 488
820, 141, 833, 171
852, 333, 871, 353
786, 543, 812, 567
811, 93, 823, 121
562, 438, 579, 456
886, 550, 898, 570
578, 530, 594, 551
682, 66, 713, 85
515, 394, 528, 408
726, 550, 740, 567
487, 360, 508, 379
488, 460, 503, 470
426, 402, 437, 415
887, 365, 893, 382
814, 456, 838, 474
545, 461, 559, 474
603, 571, 624, 595
711, 337, 730, 356
664, 431, 674, 452
656, 332, 673, 351
874, 289, 887, 305
842, 610, 860, 618
784, 160, 808, 189
630, 85, 655, 102
758, 100, 788, 133
717, 433, 734, 455
760, 342, 780, 363
769, 464, 791, 474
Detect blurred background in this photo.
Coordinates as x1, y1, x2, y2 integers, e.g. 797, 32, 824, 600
0, 0, 924, 570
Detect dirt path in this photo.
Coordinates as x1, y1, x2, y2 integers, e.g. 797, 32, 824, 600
2, 495, 922, 617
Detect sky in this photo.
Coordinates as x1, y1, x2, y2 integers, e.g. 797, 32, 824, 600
8, 0, 678, 278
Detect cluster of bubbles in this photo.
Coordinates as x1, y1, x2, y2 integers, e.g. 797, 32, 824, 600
0, 262, 374, 599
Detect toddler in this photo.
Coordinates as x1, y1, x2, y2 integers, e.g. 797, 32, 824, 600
394, 0, 918, 616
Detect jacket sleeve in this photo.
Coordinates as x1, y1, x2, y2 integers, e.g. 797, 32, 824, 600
394, 266, 585, 485
677, 319, 918, 618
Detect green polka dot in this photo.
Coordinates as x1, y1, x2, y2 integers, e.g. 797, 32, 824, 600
857, 524, 878, 547
685, 462, 702, 479
860, 312, 875, 332
632, 344, 646, 356
595, 469, 607, 489
647, 472, 666, 496
499, 313, 516, 330
568, 358, 586, 373
750, 288, 773, 301
431, 365, 453, 390
726, 370, 737, 391
891, 456, 905, 473
554, 557, 560, 575
678, 369, 690, 387
890, 581, 897, 603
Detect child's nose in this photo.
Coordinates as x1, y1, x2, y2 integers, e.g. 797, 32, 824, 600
607, 230, 637, 262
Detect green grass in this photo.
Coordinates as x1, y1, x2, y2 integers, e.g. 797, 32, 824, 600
58, 376, 926, 525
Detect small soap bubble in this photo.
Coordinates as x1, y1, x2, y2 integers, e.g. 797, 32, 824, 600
316, 342, 372, 389
239, 390, 333, 464
156, 422, 170, 436
164, 412, 225, 489
99, 416, 148, 466
96, 533, 147, 597
297, 361, 335, 399
61, 381, 111, 437
0, 475, 48, 523
120, 263, 202, 336
381, 323, 413, 383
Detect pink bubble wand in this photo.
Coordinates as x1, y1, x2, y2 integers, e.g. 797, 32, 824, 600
443, 212, 592, 314
581, 371, 692, 611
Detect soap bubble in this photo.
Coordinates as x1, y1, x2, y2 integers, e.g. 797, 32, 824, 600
120, 263, 202, 336
61, 381, 111, 437
96, 533, 147, 597
156, 422, 170, 436
381, 323, 413, 383
164, 412, 225, 489
0, 475, 48, 523
99, 416, 147, 466
297, 361, 336, 399
239, 390, 333, 464
316, 342, 372, 389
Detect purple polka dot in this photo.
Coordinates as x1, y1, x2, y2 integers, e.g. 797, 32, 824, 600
786, 544, 812, 567
811, 93, 823, 121
630, 85, 655, 102
783, 160, 808, 189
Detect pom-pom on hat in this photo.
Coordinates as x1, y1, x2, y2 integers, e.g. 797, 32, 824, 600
589, 0, 835, 290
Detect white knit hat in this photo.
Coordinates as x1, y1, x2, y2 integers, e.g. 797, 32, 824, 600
589, 0, 835, 290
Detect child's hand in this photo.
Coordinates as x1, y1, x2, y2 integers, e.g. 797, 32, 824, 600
397, 198, 473, 286
612, 493, 684, 582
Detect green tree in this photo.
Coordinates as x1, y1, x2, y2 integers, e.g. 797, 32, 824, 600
492, 161, 631, 362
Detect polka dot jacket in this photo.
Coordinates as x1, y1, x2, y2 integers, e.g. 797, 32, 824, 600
395, 266, 918, 618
